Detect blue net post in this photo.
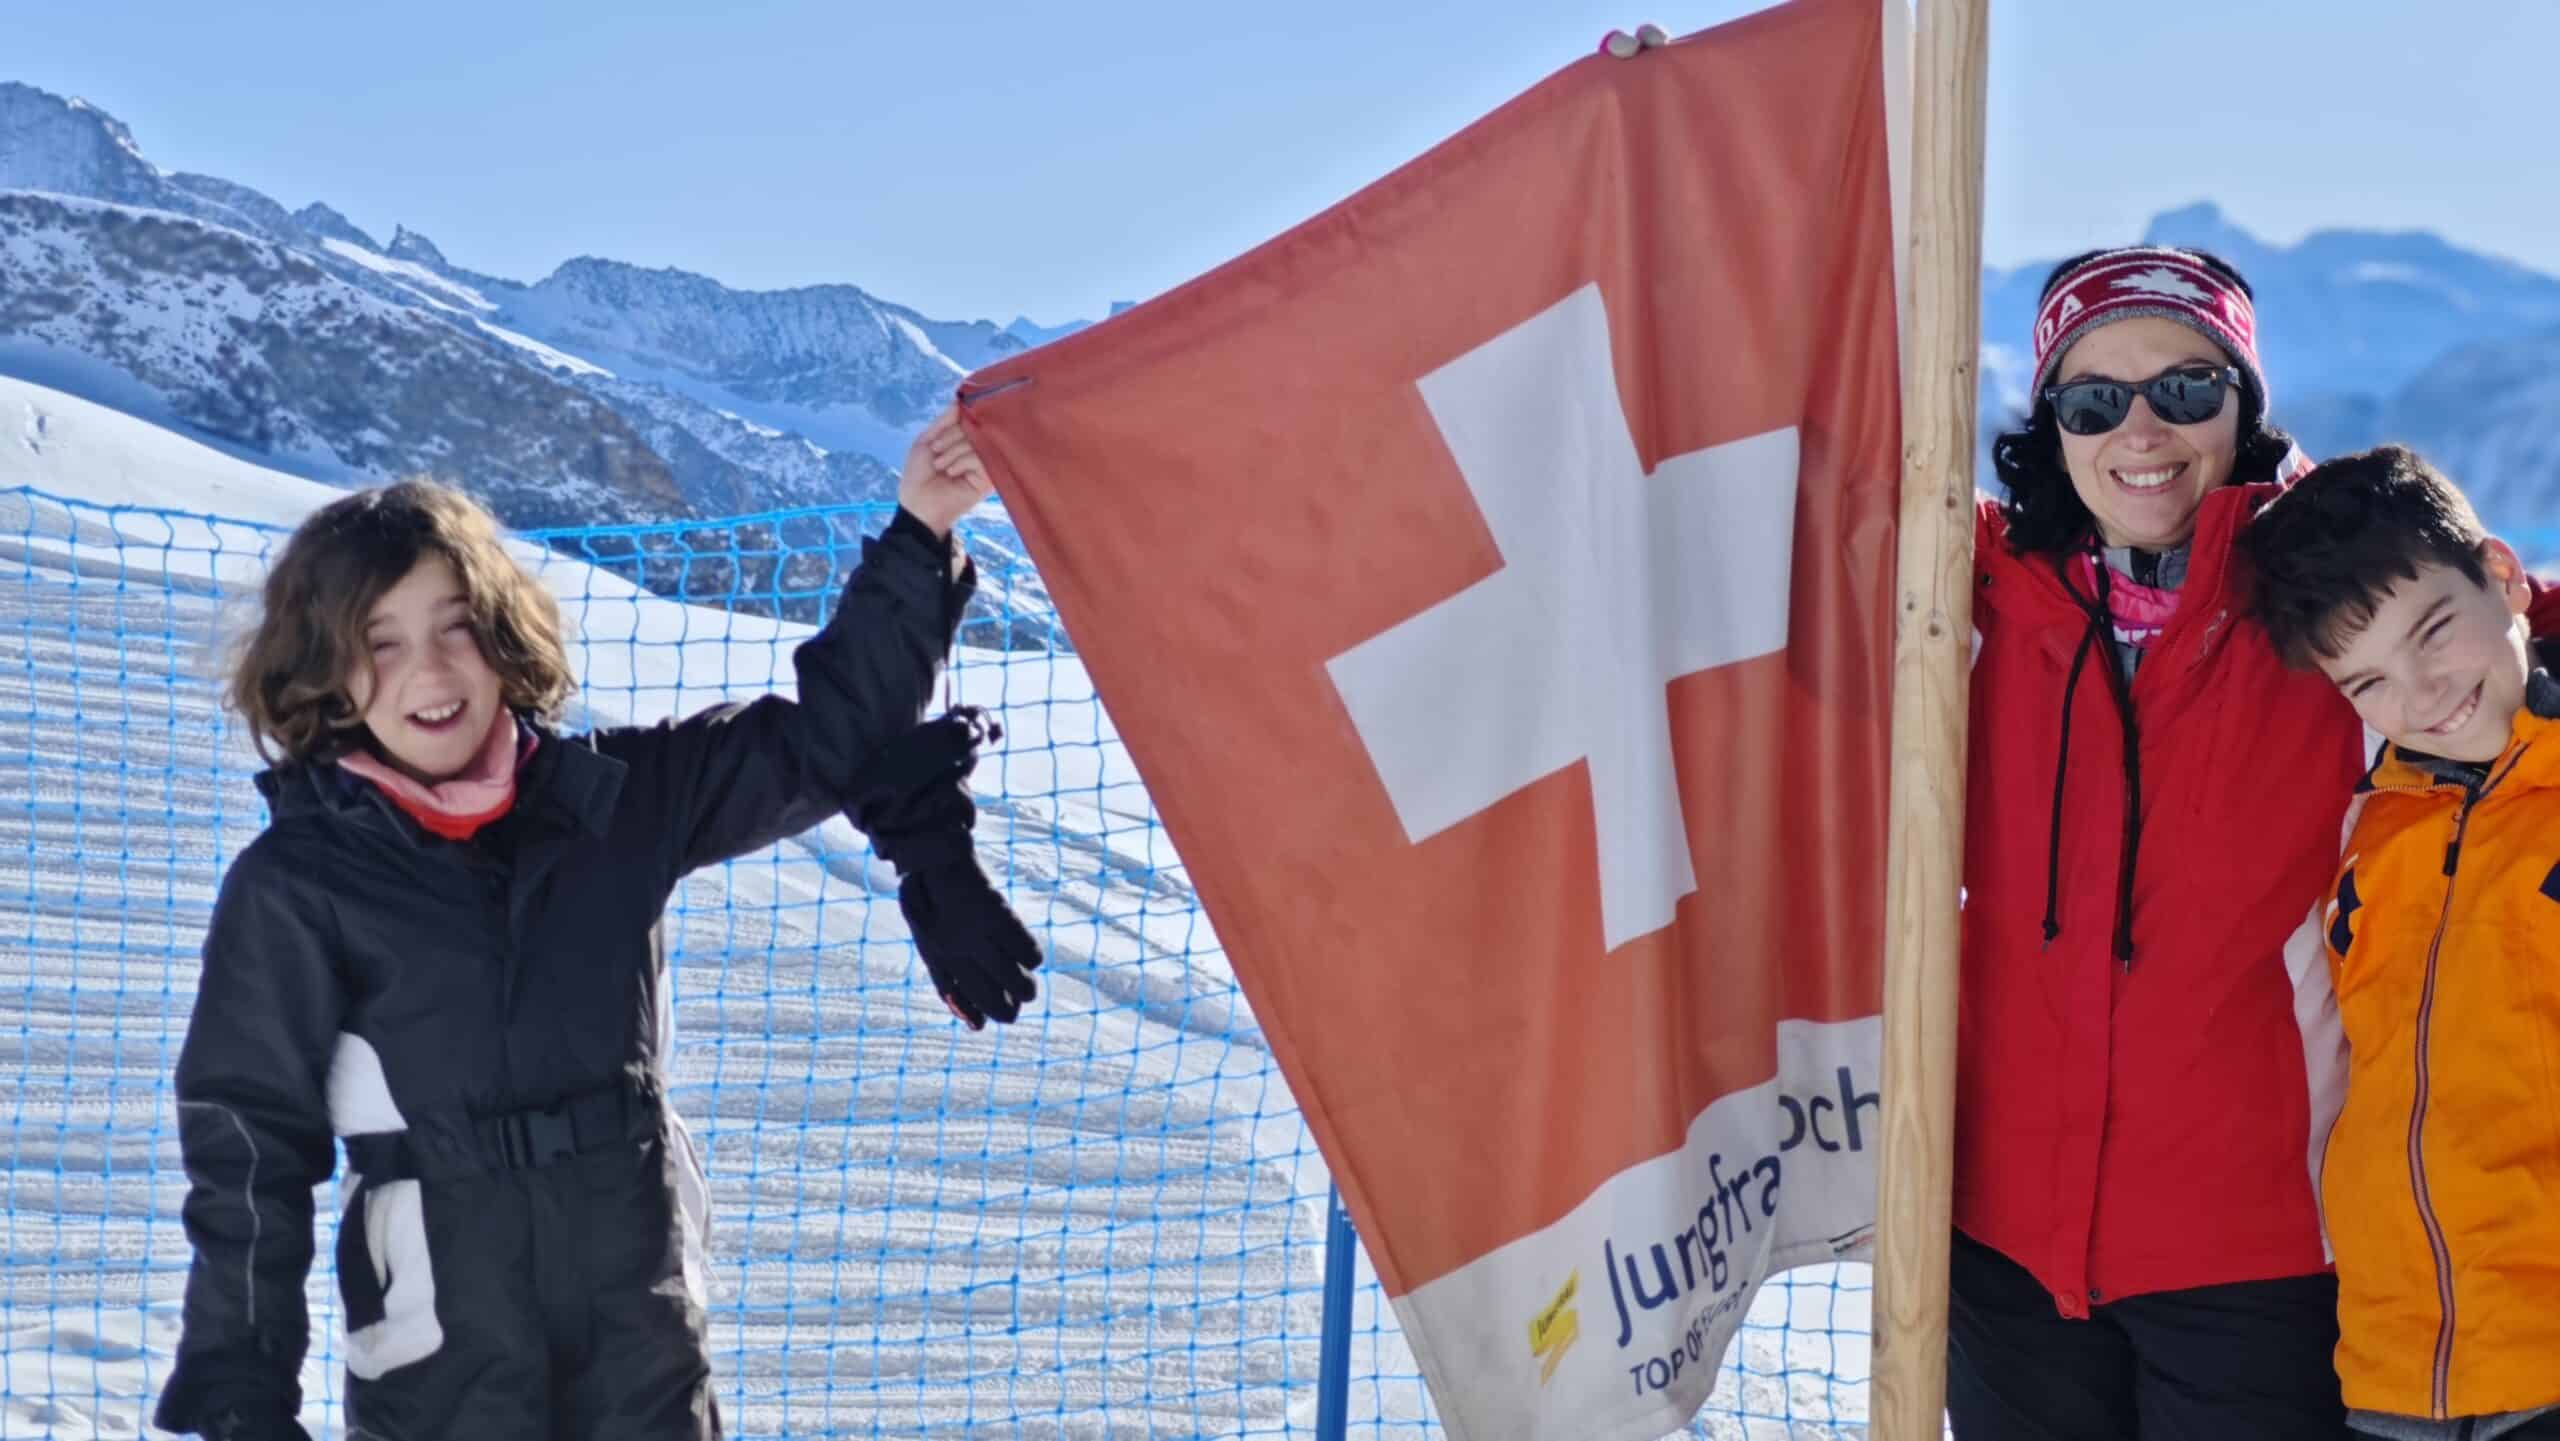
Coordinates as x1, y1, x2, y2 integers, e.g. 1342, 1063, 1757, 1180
1316, 1183, 1357, 1441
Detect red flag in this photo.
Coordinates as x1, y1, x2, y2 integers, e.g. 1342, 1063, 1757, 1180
961, 2, 1901, 1435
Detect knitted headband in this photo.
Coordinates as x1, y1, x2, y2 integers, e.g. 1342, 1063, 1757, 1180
2031, 247, 2267, 412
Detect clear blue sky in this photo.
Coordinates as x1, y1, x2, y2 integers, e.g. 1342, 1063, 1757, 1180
13, 2, 2556, 325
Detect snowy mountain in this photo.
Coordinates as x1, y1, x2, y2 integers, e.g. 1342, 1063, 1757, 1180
0, 80, 991, 483
1004, 301, 1139, 352
0, 82, 219, 223
2366, 325, 2560, 537
2141, 202, 2560, 400
0, 83, 384, 278
477, 253, 1027, 459
1980, 201, 2560, 530
0, 190, 684, 529
0, 81, 1063, 646
1005, 315, 1091, 348
583, 375, 888, 515
1983, 201, 2560, 406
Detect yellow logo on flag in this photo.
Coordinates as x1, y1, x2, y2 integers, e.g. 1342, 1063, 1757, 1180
1527, 1271, 1581, 1386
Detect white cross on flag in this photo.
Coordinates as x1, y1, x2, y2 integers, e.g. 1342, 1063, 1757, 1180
959, 1, 1903, 1435
1327, 284, 1803, 952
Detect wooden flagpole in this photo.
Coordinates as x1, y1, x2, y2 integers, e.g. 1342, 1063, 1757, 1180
1874, 0, 1987, 1437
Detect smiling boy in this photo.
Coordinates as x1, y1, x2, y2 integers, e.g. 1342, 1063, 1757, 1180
2242, 444, 2560, 1441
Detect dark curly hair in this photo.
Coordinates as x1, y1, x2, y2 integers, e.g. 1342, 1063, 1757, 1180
1993, 247, 2298, 555
228, 479, 573, 765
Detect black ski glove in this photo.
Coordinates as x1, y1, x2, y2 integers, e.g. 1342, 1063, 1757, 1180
847, 707, 1043, 1029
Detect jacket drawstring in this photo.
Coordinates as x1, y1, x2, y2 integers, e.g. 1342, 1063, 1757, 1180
2091, 559, 2143, 967
2043, 548, 2145, 968
2042, 611, 2099, 949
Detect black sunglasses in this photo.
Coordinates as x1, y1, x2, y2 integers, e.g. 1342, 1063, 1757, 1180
2041, 364, 2240, 437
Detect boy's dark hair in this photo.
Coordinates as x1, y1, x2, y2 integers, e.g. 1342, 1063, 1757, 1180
2240, 444, 2491, 670
1994, 247, 2298, 554
228, 479, 573, 764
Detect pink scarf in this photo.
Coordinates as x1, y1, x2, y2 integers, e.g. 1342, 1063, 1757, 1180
338, 713, 534, 841
2074, 551, 2182, 660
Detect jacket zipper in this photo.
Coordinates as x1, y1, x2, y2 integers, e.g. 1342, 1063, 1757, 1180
2409, 752, 2514, 1420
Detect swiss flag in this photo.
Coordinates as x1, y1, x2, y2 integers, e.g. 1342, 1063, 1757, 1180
959, 2, 1902, 1435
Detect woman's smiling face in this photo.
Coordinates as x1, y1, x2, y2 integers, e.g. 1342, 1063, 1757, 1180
2052, 316, 2245, 550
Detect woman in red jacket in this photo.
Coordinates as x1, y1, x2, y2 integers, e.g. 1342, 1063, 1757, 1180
1951, 245, 2357, 1438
